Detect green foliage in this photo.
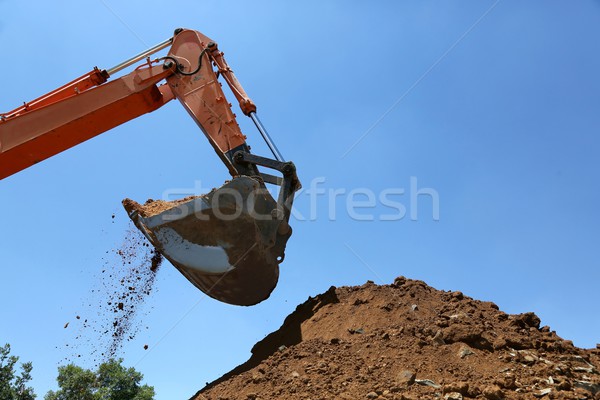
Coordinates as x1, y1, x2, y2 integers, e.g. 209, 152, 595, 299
0, 343, 36, 400
45, 364, 96, 400
45, 359, 154, 400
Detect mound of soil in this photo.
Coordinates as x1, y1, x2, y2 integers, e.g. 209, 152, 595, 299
192, 277, 599, 400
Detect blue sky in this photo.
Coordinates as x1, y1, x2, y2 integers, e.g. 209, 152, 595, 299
1, 1, 599, 398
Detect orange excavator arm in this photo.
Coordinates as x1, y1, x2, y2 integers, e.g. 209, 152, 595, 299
0, 28, 300, 306
0, 28, 278, 180
0, 65, 171, 179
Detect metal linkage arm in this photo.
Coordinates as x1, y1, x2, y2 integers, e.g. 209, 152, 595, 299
233, 151, 300, 224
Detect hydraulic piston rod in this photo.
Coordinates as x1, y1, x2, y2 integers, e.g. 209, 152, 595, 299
105, 37, 173, 76
249, 112, 285, 162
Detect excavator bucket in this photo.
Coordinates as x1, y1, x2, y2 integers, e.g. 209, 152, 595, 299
122, 176, 292, 306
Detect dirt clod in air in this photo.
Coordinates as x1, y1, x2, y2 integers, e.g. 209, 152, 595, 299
150, 251, 162, 273
193, 277, 600, 400
103, 227, 163, 358
64, 220, 163, 365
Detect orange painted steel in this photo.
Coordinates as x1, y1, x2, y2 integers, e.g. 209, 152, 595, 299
0, 28, 256, 180
165, 29, 248, 175
0, 68, 109, 122
0, 65, 171, 180
207, 41, 257, 116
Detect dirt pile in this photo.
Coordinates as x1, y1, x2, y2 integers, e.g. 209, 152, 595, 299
192, 277, 599, 400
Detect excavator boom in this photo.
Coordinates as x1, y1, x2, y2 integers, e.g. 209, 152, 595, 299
0, 28, 299, 306
0, 65, 171, 179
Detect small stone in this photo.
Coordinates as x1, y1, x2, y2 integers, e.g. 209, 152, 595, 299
554, 362, 566, 373
278, 345, 287, 351
330, 338, 340, 344
492, 338, 507, 350
393, 276, 406, 287
482, 385, 503, 400
467, 385, 482, 398
291, 371, 300, 378
574, 380, 600, 395
498, 374, 516, 390
458, 345, 475, 359
573, 366, 594, 373
451, 291, 464, 300
556, 380, 571, 391
566, 355, 597, 371
443, 382, 469, 395
534, 388, 552, 397
411, 304, 418, 311
444, 393, 463, 400
523, 354, 537, 364
415, 379, 441, 389
396, 370, 416, 386
512, 312, 541, 329
366, 391, 378, 399
518, 350, 539, 364
432, 330, 445, 345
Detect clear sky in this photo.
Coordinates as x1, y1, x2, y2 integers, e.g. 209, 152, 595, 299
1, 1, 599, 399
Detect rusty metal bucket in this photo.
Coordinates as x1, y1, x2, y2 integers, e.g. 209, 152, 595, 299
122, 176, 292, 306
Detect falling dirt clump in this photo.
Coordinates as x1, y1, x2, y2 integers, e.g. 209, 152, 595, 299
65, 222, 163, 365
150, 250, 162, 272
193, 277, 600, 400
104, 228, 163, 358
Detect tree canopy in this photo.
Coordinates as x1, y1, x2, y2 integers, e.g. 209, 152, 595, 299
45, 359, 154, 400
0, 343, 36, 400
2, 344, 154, 400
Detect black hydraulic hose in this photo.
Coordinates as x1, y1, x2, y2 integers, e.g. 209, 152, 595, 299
160, 47, 210, 76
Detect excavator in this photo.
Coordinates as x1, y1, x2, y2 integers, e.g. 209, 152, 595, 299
0, 28, 300, 306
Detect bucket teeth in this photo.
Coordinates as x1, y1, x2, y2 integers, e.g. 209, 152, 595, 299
122, 176, 291, 306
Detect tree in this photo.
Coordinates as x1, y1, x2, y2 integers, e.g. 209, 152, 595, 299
45, 364, 96, 400
45, 359, 154, 400
0, 343, 36, 400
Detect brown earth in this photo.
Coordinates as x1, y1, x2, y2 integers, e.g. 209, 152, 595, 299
192, 277, 599, 400
122, 196, 199, 218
